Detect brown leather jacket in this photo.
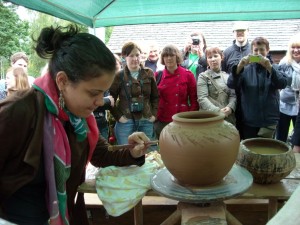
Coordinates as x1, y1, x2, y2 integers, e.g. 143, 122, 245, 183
109, 65, 159, 121
0, 88, 145, 224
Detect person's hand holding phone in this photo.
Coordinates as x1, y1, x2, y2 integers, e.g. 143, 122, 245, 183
236, 55, 251, 74
258, 56, 272, 73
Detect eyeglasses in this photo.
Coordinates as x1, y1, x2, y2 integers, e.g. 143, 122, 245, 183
163, 54, 175, 57
291, 46, 300, 50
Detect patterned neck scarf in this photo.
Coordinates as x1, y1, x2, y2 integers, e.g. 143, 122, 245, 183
33, 73, 98, 225
291, 60, 300, 91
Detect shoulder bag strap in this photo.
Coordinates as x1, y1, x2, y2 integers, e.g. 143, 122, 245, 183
187, 56, 199, 69
120, 71, 138, 130
204, 72, 227, 95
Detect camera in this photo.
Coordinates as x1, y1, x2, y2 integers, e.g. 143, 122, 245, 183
130, 97, 144, 112
130, 102, 143, 112
249, 55, 261, 63
192, 39, 200, 45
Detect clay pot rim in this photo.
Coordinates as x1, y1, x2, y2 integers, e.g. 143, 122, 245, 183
172, 110, 225, 123
241, 138, 291, 155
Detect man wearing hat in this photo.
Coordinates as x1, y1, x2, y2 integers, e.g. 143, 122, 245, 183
222, 21, 251, 140
222, 21, 251, 73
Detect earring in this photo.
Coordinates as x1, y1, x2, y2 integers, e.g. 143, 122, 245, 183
59, 91, 65, 109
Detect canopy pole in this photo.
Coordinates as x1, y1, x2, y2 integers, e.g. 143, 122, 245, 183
92, 19, 96, 35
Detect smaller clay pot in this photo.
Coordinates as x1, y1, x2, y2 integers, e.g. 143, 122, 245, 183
236, 138, 296, 184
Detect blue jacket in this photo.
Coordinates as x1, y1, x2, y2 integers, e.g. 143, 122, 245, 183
278, 62, 298, 116
227, 63, 287, 127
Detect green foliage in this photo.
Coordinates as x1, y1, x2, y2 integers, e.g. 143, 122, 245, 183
0, 1, 30, 76
27, 11, 88, 77
105, 27, 113, 44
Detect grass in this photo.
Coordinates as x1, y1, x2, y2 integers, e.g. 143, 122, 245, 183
289, 120, 294, 135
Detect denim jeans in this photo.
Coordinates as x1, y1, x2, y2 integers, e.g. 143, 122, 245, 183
114, 119, 156, 151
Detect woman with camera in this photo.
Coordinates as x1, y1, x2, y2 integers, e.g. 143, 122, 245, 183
154, 44, 199, 138
181, 31, 208, 80
109, 41, 159, 145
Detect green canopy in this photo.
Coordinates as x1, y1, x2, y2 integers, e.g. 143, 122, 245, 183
4, 0, 300, 27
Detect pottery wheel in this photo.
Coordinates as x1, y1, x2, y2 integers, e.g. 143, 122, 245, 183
151, 164, 253, 204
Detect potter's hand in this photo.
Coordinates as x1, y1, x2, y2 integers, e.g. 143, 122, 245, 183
128, 132, 150, 158
220, 107, 232, 117
293, 145, 300, 153
259, 56, 272, 73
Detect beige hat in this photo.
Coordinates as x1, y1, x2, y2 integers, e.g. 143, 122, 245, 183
232, 21, 249, 31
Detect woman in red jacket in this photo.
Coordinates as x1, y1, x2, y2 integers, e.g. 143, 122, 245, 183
154, 44, 199, 138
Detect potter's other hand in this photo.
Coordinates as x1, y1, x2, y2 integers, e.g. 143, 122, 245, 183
148, 115, 156, 122
128, 132, 150, 158
220, 107, 232, 117
293, 145, 300, 153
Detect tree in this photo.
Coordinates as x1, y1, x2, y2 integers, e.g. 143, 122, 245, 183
0, 1, 30, 77
105, 27, 113, 44
27, 11, 88, 76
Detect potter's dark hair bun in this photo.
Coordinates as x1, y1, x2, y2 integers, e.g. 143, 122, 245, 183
34, 24, 116, 82
35, 25, 79, 59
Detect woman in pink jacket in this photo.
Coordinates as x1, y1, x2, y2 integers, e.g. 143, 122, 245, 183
154, 44, 199, 138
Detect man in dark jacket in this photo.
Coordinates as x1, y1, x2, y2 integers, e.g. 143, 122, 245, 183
227, 37, 287, 139
222, 21, 251, 74
222, 21, 251, 139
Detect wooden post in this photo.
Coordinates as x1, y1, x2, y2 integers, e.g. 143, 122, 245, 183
268, 198, 278, 220
226, 210, 243, 225
134, 200, 143, 225
160, 209, 181, 225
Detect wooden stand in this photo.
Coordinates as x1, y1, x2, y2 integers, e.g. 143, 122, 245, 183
158, 201, 245, 225
78, 153, 300, 225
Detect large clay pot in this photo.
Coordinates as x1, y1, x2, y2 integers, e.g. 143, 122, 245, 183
236, 138, 296, 184
159, 111, 240, 186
